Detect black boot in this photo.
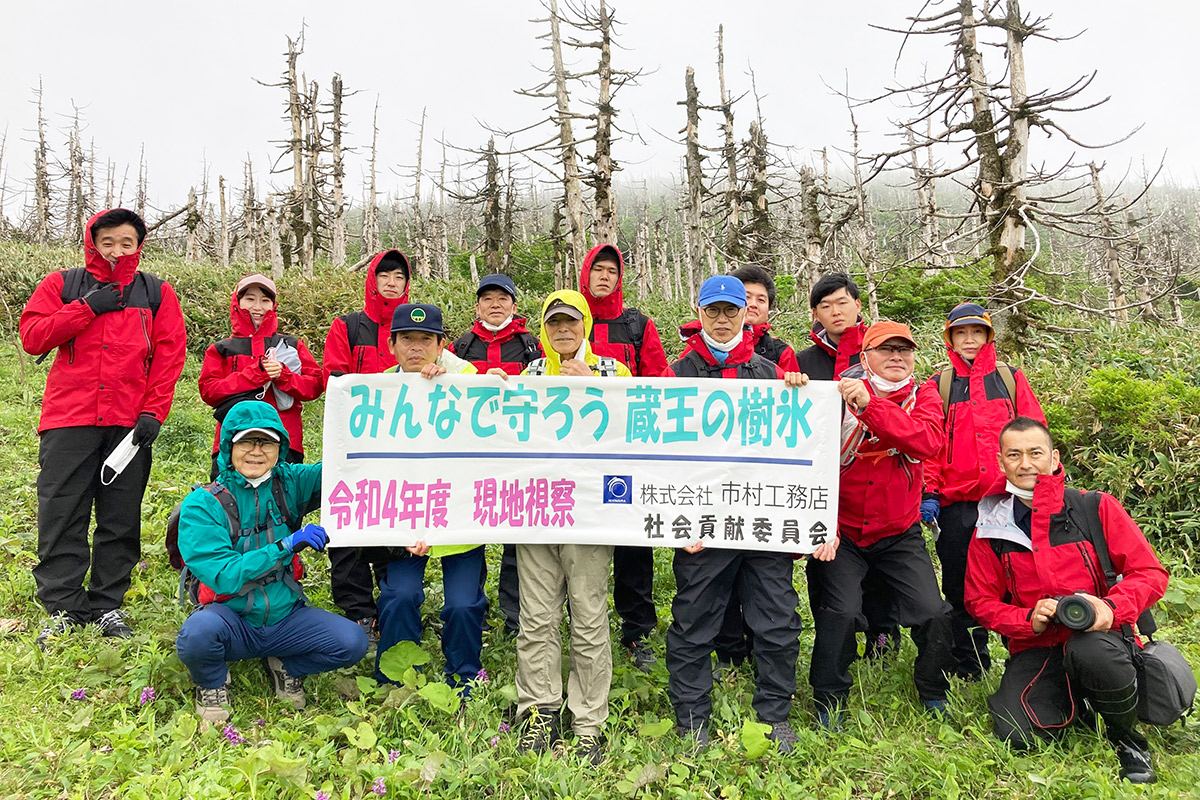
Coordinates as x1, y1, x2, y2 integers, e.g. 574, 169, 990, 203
1112, 730, 1156, 784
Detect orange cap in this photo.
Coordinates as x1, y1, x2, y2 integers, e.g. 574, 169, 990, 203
862, 320, 917, 350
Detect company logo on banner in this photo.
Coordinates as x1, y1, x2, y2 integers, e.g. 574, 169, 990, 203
321, 373, 840, 553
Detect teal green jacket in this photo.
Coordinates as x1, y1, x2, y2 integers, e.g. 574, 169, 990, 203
177, 401, 322, 626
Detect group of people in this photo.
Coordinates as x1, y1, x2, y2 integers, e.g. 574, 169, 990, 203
19, 209, 1173, 782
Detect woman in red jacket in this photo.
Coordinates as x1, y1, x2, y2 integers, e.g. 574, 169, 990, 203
198, 273, 323, 480
922, 302, 1045, 681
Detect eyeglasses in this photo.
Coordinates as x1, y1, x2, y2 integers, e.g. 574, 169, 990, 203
868, 345, 916, 355
701, 305, 744, 319
233, 437, 280, 452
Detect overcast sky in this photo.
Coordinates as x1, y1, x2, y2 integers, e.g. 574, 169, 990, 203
2, 1, 1197, 222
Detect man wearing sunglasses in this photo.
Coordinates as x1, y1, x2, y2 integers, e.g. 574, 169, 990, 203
807, 321, 955, 729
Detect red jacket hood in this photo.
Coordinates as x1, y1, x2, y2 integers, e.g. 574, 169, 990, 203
364, 249, 411, 324
749, 322, 773, 347
83, 209, 142, 286
469, 315, 533, 343
228, 288, 279, 340
947, 339, 998, 376
579, 243, 625, 320
680, 328, 759, 367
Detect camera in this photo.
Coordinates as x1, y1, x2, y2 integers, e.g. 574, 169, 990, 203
1054, 594, 1096, 631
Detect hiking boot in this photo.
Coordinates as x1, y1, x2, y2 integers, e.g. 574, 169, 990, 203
767, 721, 801, 754
517, 707, 562, 755
264, 656, 306, 710
1113, 733, 1156, 784
94, 609, 133, 639
923, 699, 949, 719
354, 617, 378, 647
816, 708, 845, 733
575, 733, 606, 766
36, 611, 80, 649
625, 639, 657, 672
195, 682, 232, 724
678, 724, 710, 751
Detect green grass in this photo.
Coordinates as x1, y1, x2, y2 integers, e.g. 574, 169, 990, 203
1, 263, 1199, 797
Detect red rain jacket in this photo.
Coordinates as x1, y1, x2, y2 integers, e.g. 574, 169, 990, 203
838, 377, 944, 547
579, 244, 669, 377
794, 320, 867, 381
322, 250, 411, 381
748, 323, 800, 372
965, 470, 1168, 655
667, 325, 784, 380
198, 291, 323, 456
923, 341, 1045, 505
19, 210, 187, 433
448, 316, 543, 375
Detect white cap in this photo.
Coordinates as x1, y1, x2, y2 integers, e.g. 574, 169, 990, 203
232, 427, 280, 443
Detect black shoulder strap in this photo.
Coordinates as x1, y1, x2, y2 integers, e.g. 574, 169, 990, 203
521, 332, 541, 362
456, 329, 481, 358
60, 267, 93, 302
1071, 488, 1158, 636
619, 307, 647, 360
134, 271, 164, 317
207, 483, 243, 542
271, 477, 299, 531
341, 311, 379, 352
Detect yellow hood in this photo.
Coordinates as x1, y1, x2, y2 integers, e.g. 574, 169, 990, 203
536, 289, 598, 373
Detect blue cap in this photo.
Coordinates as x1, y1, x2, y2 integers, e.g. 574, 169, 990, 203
698, 275, 747, 308
390, 303, 445, 335
477, 273, 517, 299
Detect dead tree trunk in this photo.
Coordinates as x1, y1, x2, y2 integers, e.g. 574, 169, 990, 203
717, 25, 740, 268
851, 114, 879, 320
745, 120, 771, 267
266, 194, 284, 278
547, 0, 588, 266
436, 138, 450, 279
329, 74, 348, 267
242, 158, 260, 262
65, 108, 87, 244
798, 166, 824, 289
362, 98, 381, 258
589, 0, 619, 246
185, 188, 201, 263
135, 144, 147, 220
681, 67, 705, 304
33, 81, 51, 245
1089, 162, 1127, 323
219, 175, 230, 269
503, 159, 516, 272
482, 139, 502, 274
412, 106, 431, 277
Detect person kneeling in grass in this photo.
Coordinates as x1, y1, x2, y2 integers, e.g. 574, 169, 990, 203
373, 304, 500, 692
175, 401, 368, 723
515, 290, 630, 765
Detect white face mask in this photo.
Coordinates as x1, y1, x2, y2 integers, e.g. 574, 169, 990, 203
700, 327, 743, 354
481, 315, 513, 333
1006, 480, 1035, 501
245, 470, 273, 488
101, 430, 140, 486
864, 362, 913, 394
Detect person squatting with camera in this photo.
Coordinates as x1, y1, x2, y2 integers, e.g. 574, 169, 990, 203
964, 416, 1170, 783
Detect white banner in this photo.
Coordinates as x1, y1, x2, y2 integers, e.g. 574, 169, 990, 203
320, 372, 840, 553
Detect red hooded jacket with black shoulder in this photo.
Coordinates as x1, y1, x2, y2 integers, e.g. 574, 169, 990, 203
579, 244, 669, 378
794, 320, 867, 381
19, 210, 188, 433
748, 323, 800, 372
922, 341, 1045, 506
965, 470, 1168, 655
448, 316, 543, 375
198, 291, 323, 456
322, 250, 411, 382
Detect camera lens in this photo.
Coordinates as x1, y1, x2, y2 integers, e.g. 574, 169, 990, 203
1055, 595, 1095, 631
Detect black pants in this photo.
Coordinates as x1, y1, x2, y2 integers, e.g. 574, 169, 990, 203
330, 548, 386, 622
808, 524, 954, 710
34, 426, 152, 620
614, 545, 657, 644
713, 564, 754, 664
989, 632, 1141, 748
667, 547, 802, 729
935, 500, 991, 677
477, 543, 521, 633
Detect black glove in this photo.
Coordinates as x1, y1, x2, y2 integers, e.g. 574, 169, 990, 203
329, 370, 345, 378
83, 284, 123, 315
132, 414, 161, 446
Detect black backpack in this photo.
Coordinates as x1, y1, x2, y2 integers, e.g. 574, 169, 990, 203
341, 311, 380, 351
36, 267, 165, 364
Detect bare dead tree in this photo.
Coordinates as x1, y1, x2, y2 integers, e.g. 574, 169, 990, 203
135, 144, 147, 220
411, 107, 431, 277
716, 26, 741, 268
329, 74, 348, 267
185, 187, 201, 263
362, 98, 381, 258
32, 81, 51, 245
680, 67, 705, 302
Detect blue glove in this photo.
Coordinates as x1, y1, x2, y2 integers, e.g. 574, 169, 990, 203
280, 524, 328, 553
920, 498, 941, 523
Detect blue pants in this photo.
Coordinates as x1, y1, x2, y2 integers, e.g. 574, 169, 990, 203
375, 547, 486, 687
176, 602, 369, 689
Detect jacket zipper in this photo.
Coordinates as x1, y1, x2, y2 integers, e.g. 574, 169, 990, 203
1075, 542, 1106, 595
139, 310, 153, 375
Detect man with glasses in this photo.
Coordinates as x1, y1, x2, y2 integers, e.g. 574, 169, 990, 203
175, 401, 368, 723
807, 321, 955, 729
664, 275, 808, 752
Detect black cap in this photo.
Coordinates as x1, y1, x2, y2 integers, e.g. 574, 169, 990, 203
477, 273, 517, 299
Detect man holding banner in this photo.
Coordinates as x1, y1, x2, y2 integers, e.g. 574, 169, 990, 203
372, 303, 488, 690
515, 290, 630, 764
807, 321, 955, 729
664, 275, 807, 753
